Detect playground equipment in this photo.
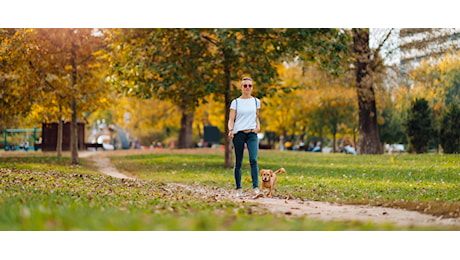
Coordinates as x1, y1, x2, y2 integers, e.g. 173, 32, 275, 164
2, 128, 42, 151
2, 122, 130, 152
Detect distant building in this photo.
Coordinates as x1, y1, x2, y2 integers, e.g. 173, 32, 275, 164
399, 28, 460, 76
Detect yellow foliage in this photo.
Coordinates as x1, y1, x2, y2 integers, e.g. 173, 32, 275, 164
87, 95, 181, 144
261, 61, 356, 139
195, 94, 226, 132
407, 52, 460, 115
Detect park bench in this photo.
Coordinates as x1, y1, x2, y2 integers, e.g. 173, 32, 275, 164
34, 143, 42, 151
259, 144, 272, 149
84, 143, 104, 150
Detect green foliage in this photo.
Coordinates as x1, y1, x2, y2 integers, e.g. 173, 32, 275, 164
282, 28, 352, 76
439, 103, 460, 153
111, 29, 213, 107
200, 28, 286, 98
443, 65, 460, 106
379, 107, 406, 144
409, 53, 460, 116
110, 28, 296, 103
405, 98, 433, 153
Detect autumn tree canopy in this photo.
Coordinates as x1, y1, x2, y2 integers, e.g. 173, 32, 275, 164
1, 28, 112, 163
3, 27, 460, 159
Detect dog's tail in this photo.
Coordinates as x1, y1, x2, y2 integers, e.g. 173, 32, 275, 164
274, 168, 286, 174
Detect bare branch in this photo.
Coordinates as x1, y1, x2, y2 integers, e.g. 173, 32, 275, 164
201, 35, 217, 46
375, 28, 395, 54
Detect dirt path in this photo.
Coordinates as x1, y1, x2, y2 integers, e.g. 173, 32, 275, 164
83, 150, 460, 229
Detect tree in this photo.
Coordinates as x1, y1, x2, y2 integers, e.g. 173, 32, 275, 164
278, 29, 359, 150
109, 28, 287, 164
202, 28, 352, 166
318, 87, 356, 153
24, 28, 111, 163
110, 28, 217, 149
199, 29, 287, 167
100, 95, 181, 147
378, 106, 406, 145
442, 61, 460, 107
439, 103, 460, 153
404, 98, 433, 153
283, 29, 352, 77
409, 52, 460, 113
262, 61, 357, 151
352, 28, 387, 154
0, 29, 38, 129
376, 72, 407, 146
110, 28, 353, 166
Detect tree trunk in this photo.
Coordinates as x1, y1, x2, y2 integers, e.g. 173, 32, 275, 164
224, 87, 233, 168
70, 96, 79, 164
178, 107, 194, 148
353, 127, 358, 148
319, 128, 323, 152
332, 131, 337, 153
352, 28, 383, 155
56, 110, 63, 157
223, 52, 233, 168
70, 43, 79, 164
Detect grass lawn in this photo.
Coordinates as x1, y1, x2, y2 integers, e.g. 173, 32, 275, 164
114, 150, 460, 219
1, 149, 459, 230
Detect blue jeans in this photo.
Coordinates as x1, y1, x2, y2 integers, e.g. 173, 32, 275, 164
232, 132, 259, 189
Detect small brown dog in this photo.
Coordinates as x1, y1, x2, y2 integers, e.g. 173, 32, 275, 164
260, 168, 286, 197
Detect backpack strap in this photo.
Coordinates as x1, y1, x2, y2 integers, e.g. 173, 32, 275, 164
233, 99, 237, 122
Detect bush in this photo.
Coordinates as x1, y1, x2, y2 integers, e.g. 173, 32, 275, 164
440, 103, 460, 153
404, 98, 433, 153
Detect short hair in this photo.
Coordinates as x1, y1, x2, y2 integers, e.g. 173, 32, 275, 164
241, 77, 252, 83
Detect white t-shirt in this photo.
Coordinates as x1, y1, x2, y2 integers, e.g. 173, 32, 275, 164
230, 97, 260, 133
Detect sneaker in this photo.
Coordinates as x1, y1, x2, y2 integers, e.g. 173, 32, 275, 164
236, 189, 243, 198
252, 188, 264, 199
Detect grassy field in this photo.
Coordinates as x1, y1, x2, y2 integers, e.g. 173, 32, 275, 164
113, 150, 460, 218
1, 149, 459, 230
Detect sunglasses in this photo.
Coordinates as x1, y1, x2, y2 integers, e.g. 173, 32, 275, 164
243, 84, 253, 88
